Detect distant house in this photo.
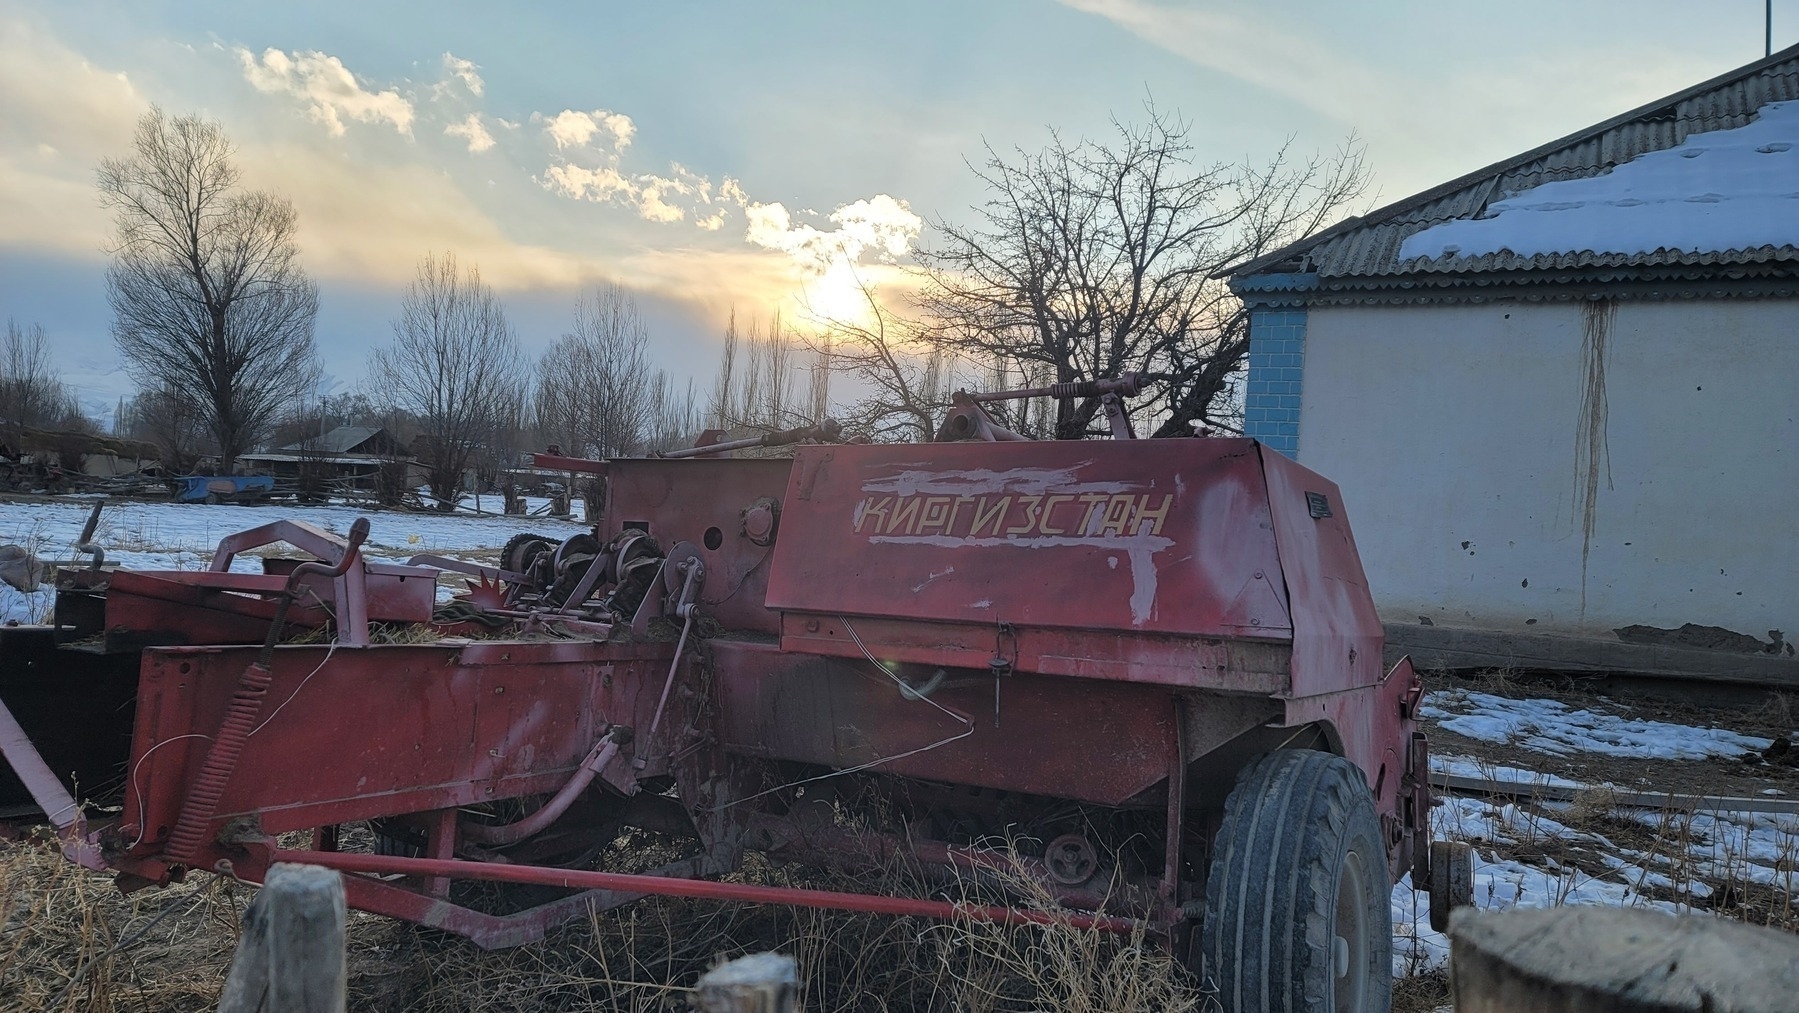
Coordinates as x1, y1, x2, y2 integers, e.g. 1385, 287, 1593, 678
239, 425, 414, 491
1227, 46, 1798, 677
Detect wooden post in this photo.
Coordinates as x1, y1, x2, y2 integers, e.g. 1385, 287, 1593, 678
219, 862, 347, 1013
692, 952, 797, 1013
1450, 906, 1799, 1012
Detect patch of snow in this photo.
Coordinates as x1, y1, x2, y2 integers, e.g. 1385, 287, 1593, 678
1432, 752, 1590, 789
1401, 100, 1799, 261
1420, 690, 1770, 760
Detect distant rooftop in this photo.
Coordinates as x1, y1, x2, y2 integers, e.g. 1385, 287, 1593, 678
1231, 43, 1799, 290
274, 425, 386, 455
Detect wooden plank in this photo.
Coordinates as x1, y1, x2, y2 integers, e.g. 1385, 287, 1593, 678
1450, 907, 1799, 1012
1431, 770, 1799, 816
693, 952, 798, 1013
1384, 623, 1799, 689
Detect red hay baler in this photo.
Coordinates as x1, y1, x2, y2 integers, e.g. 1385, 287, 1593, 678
0, 386, 1468, 1012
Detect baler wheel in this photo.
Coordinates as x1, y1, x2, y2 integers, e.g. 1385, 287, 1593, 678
500, 532, 556, 577
1202, 749, 1391, 1013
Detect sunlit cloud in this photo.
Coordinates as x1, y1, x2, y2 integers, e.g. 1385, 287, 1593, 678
742, 194, 920, 272
440, 52, 483, 97
237, 46, 414, 137
541, 108, 635, 151
444, 112, 495, 153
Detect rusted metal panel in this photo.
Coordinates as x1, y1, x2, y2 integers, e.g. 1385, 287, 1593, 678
1258, 446, 1384, 699
768, 440, 1291, 639
603, 459, 791, 635
709, 639, 1176, 806
120, 641, 674, 854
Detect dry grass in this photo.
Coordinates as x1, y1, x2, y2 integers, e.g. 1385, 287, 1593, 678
1, 832, 1206, 1013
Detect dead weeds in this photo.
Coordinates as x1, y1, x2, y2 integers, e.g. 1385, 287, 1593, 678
2, 830, 1211, 1013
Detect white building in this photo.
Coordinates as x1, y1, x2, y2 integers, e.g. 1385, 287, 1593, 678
1228, 46, 1798, 679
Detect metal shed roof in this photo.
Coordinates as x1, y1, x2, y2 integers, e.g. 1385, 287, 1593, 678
1230, 43, 1799, 284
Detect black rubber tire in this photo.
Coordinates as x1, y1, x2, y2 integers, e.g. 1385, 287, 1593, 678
1202, 749, 1392, 1013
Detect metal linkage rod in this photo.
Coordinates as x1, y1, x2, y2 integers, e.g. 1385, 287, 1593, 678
656, 419, 843, 459
268, 848, 1144, 933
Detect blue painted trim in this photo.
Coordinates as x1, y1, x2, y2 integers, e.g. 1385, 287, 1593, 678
1241, 307, 1307, 458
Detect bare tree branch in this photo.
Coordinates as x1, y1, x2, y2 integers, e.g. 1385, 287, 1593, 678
919, 108, 1367, 439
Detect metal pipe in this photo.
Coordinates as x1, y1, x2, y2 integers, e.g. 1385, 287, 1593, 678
969, 373, 1143, 403
73, 498, 105, 569
461, 737, 621, 846
266, 847, 1143, 932
656, 419, 842, 459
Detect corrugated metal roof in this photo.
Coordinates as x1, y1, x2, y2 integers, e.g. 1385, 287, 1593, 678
275, 425, 386, 455
1231, 45, 1799, 283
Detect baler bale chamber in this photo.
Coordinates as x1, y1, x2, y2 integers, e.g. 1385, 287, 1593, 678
0, 417, 1467, 1011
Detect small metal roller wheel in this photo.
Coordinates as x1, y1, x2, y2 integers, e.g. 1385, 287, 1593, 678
1044, 833, 1099, 885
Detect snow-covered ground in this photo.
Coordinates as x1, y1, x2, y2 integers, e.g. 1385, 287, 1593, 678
1420, 688, 1772, 760
1391, 731, 1797, 976
0, 496, 589, 622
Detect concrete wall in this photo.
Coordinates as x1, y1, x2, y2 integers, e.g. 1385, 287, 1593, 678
1296, 298, 1797, 642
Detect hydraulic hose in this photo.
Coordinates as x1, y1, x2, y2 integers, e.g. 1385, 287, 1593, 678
460, 734, 623, 846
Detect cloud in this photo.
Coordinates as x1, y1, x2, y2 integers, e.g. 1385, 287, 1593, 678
444, 112, 495, 153
237, 47, 414, 137
532, 103, 922, 272
542, 108, 635, 151
542, 162, 633, 202
0, 14, 149, 256
742, 194, 922, 273
440, 53, 483, 97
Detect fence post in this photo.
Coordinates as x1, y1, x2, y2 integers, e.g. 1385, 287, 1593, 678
1450, 906, 1799, 1012
219, 862, 347, 1013
692, 952, 798, 1013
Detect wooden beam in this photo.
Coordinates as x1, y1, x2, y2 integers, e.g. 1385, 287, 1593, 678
1450, 907, 1799, 1011
219, 862, 346, 1013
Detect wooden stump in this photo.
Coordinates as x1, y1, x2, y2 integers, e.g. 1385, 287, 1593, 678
692, 952, 798, 1013
219, 862, 347, 1013
1450, 906, 1799, 1012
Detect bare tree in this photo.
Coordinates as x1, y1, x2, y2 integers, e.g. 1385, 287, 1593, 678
707, 312, 816, 432
370, 253, 527, 509
99, 108, 321, 470
117, 382, 210, 473
1, 320, 86, 440
534, 286, 654, 459
644, 372, 701, 454
921, 108, 1367, 438
807, 280, 957, 442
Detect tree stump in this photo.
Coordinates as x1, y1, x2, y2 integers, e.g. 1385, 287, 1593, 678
1450, 906, 1799, 1012
692, 952, 798, 1013
219, 862, 347, 1013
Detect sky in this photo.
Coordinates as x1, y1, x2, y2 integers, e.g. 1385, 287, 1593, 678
0, 0, 1790, 423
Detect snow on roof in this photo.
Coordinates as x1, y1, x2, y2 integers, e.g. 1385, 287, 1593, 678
1401, 100, 1799, 262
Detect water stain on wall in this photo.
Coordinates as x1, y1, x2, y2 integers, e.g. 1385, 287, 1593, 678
1574, 298, 1616, 618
